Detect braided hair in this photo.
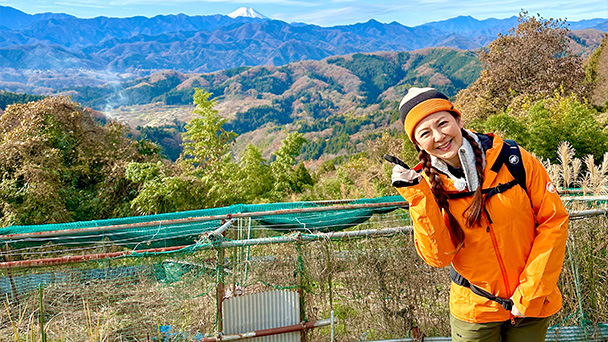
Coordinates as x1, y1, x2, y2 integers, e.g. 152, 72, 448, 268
418, 147, 465, 252
415, 127, 486, 253
462, 129, 485, 227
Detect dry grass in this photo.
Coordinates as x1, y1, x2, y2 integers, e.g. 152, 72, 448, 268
0, 256, 218, 341
580, 153, 608, 196
104, 103, 197, 128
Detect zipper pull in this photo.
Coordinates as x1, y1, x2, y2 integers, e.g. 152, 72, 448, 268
509, 312, 516, 325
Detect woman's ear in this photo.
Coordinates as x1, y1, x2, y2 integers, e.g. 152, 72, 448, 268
456, 116, 464, 129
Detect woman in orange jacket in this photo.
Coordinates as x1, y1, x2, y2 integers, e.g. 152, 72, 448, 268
391, 87, 569, 342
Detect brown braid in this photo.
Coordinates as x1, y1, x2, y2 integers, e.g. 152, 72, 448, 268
462, 130, 486, 227
418, 148, 465, 252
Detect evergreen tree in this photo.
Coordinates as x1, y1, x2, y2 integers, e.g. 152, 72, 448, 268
181, 89, 237, 176
238, 144, 273, 202
270, 132, 308, 196
292, 163, 314, 193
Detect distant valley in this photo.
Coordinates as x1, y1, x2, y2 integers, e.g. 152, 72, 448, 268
76, 48, 481, 161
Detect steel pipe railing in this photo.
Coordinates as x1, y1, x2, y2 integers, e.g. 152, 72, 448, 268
199, 318, 334, 341
0, 226, 413, 270
0, 201, 409, 241
1, 206, 607, 270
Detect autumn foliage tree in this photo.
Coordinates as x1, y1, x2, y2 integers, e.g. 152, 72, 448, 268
456, 12, 589, 122
0, 96, 158, 226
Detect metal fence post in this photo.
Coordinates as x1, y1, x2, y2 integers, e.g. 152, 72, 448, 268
295, 234, 306, 342
214, 219, 229, 335
3, 244, 18, 303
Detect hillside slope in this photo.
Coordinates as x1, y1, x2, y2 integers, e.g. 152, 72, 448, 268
588, 33, 608, 106
66, 48, 481, 161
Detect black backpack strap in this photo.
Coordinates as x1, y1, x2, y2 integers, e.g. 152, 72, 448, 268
446, 180, 519, 200
449, 266, 513, 311
447, 139, 529, 313
490, 139, 527, 194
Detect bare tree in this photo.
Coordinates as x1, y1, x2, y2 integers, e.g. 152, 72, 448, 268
456, 12, 589, 122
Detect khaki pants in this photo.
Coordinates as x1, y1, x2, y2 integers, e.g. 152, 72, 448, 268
450, 314, 551, 342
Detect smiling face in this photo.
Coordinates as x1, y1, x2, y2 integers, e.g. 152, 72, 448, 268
413, 111, 464, 167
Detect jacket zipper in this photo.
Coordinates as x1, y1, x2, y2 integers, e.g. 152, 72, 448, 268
484, 209, 512, 300
480, 189, 517, 323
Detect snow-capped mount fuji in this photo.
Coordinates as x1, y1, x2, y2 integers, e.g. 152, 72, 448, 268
228, 7, 268, 19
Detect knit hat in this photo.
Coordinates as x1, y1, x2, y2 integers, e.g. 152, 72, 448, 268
399, 87, 461, 141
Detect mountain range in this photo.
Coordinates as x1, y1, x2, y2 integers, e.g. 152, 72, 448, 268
0, 5, 606, 95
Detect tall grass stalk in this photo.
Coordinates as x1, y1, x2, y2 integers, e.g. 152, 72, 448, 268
558, 141, 575, 188
582, 154, 608, 196
157, 317, 163, 342
38, 285, 46, 342
3, 299, 21, 342
549, 164, 561, 187
571, 158, 582, 188
83, 296, 99, 342
29, 314, 34, 342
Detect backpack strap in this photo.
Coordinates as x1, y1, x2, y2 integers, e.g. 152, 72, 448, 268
450, 266, 514, 311
447, 139, 527, 200
446, 179, 518, 200
448, 139, 530, 312
490, 139, 527, 194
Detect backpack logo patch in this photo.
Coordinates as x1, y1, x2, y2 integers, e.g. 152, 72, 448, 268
508, 155, 520, 165
546, 182, 557, 193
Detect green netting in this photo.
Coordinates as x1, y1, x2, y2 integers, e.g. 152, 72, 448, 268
250, 196, 403, 232
0, 196, 406, 249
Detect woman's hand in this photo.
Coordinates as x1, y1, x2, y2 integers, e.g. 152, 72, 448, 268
391, 165, 421, 187
510, 298, 526, 317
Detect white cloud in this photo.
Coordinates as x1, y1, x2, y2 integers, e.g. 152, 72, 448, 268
54, 1, 113, 9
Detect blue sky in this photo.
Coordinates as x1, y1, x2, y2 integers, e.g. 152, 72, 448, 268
3, 0, 608, 27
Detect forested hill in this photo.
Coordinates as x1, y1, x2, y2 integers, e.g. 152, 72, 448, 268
65, 48, 480, 161
71, 48, 479, 111
0, 91, 45, 111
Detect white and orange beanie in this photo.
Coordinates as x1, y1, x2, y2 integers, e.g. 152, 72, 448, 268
398, 87, 461, 141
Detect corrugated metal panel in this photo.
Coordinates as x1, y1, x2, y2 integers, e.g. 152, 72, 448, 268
223, 290, 300, 342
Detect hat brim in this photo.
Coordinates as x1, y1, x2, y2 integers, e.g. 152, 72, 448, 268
404, 98, 461, 140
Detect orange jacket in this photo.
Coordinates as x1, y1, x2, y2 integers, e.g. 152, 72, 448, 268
396, 133, 569, 323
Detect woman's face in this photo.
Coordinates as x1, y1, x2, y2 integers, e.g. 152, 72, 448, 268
413, 111, 464, 167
